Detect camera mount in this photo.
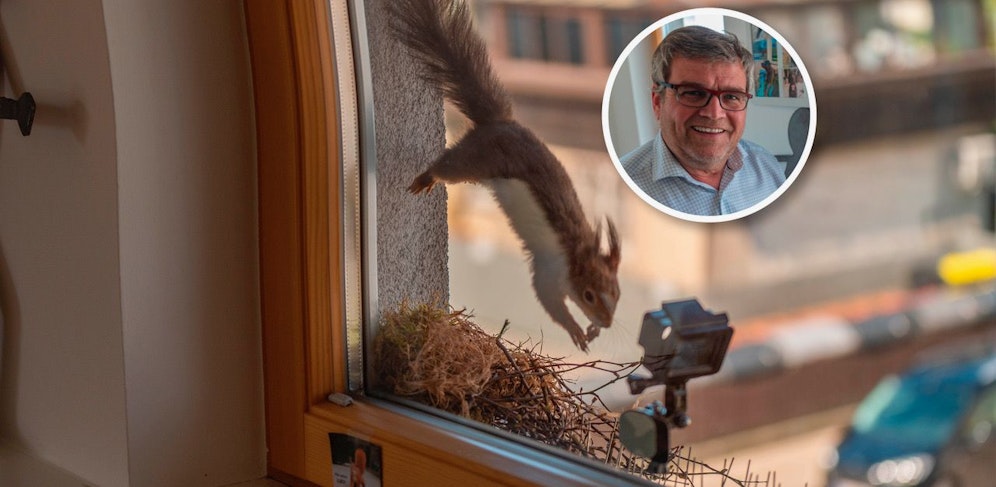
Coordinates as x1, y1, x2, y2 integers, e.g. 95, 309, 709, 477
619, 299, 733, 473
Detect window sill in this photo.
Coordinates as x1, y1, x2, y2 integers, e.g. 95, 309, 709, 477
300, 398, 652, 487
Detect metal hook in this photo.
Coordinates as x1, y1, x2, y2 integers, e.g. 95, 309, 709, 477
0, 92, 35, 136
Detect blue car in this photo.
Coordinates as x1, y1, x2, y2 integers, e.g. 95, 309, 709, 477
827, 344, 996, 487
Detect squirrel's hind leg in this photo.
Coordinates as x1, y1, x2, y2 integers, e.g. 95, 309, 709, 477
408, 150, 465, 194
408, 170, 437, 194
409, 126, 517, 192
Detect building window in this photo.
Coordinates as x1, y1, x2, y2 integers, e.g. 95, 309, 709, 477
507, 7, 584, 65
761, 0, 988, 80
605, 14, 654, 65
932, 0, 985, 54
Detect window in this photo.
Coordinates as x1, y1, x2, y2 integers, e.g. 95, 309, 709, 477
760, 0, 989, 80
932, 0, 986, 54
247, 1, 647, 485
605, 14, 654, 65
851, 0, 937, 72
507, 6, 585, 65
249, 1, 996, 486
506, 7, 543, 60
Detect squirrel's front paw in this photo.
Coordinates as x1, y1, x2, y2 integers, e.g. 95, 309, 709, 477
568, 326, 590, 353
408, 172, 436, 194
585, 324, 601, 341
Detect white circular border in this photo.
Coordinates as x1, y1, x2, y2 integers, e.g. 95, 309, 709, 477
601, 8, 818, 224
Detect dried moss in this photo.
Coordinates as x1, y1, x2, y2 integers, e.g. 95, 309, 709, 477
374, 301, 503, 416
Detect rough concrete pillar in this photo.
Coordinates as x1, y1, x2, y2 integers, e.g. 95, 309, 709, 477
364, 0, 450, 315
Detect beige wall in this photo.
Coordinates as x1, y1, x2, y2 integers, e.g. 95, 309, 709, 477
0, 0, 128, 484
0, 1, 263, 485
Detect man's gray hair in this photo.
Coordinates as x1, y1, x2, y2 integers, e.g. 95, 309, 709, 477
651, 25, 755, 95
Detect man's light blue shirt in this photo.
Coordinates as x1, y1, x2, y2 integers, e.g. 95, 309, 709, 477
620, 133, 786, 216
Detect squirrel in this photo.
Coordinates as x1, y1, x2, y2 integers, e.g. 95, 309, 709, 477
388, 0, 621, 352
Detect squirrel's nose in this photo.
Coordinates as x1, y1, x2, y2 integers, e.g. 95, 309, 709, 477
600, 292, 617, 320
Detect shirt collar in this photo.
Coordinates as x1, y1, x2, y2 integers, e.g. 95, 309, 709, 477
651, 132, 744, 183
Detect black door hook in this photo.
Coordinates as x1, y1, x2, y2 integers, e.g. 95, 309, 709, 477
0, 92, 35, 136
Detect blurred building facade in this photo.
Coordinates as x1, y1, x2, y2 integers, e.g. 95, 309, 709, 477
447, 0, 996, 326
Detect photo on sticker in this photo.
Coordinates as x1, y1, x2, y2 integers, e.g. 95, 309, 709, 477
330, 433, 383, 487
602, 8, 816, 223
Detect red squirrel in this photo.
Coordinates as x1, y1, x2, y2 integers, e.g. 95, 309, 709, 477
388, 0, 621, 351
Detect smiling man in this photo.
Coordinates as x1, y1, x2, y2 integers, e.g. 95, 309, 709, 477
621, 25, 786, 217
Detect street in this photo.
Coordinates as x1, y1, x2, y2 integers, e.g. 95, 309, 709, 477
686, 407, 852, 487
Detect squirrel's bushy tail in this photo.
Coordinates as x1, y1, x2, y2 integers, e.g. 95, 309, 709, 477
388, 0, 512, 125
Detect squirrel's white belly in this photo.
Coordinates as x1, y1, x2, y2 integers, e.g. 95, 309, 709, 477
483, 178, 563, 258
484, 178, 572, 325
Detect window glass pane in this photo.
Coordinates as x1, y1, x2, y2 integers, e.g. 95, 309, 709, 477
507, 8, 584, 65
365, 1, 996, 485
804, 5, 852, 78
851, 0, 937, 72
934, 0, 984, 53
605, 15, 654, 64
566, 18, 583, 64
506, 7, 543, 60
543, 16, 584, 65
767, 0, 978, 79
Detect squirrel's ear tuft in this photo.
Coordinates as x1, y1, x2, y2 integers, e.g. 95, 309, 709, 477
604, 218, 620, 271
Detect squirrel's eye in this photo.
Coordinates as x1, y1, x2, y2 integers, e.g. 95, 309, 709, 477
583, 290, 595, 303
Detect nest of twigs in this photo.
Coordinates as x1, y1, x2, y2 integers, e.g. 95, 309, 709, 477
373, 301, 777, 486
374, 300, 637, 458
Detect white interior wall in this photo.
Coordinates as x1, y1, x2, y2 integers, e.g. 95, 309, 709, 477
0, 1, 265, 485
0, 1, 129, 485
607, 39, 657, 158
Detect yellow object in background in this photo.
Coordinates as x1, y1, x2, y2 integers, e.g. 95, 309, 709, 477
937, 248, 996, 286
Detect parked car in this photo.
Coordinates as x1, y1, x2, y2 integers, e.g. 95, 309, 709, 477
826, 342, 996, 487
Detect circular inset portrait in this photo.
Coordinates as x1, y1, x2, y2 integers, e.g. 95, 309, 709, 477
602, 8, 816, 223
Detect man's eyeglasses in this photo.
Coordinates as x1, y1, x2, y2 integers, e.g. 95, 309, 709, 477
657, 82, 753, 112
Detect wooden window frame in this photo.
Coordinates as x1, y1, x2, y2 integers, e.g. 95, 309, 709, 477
244, 2, 647, 486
